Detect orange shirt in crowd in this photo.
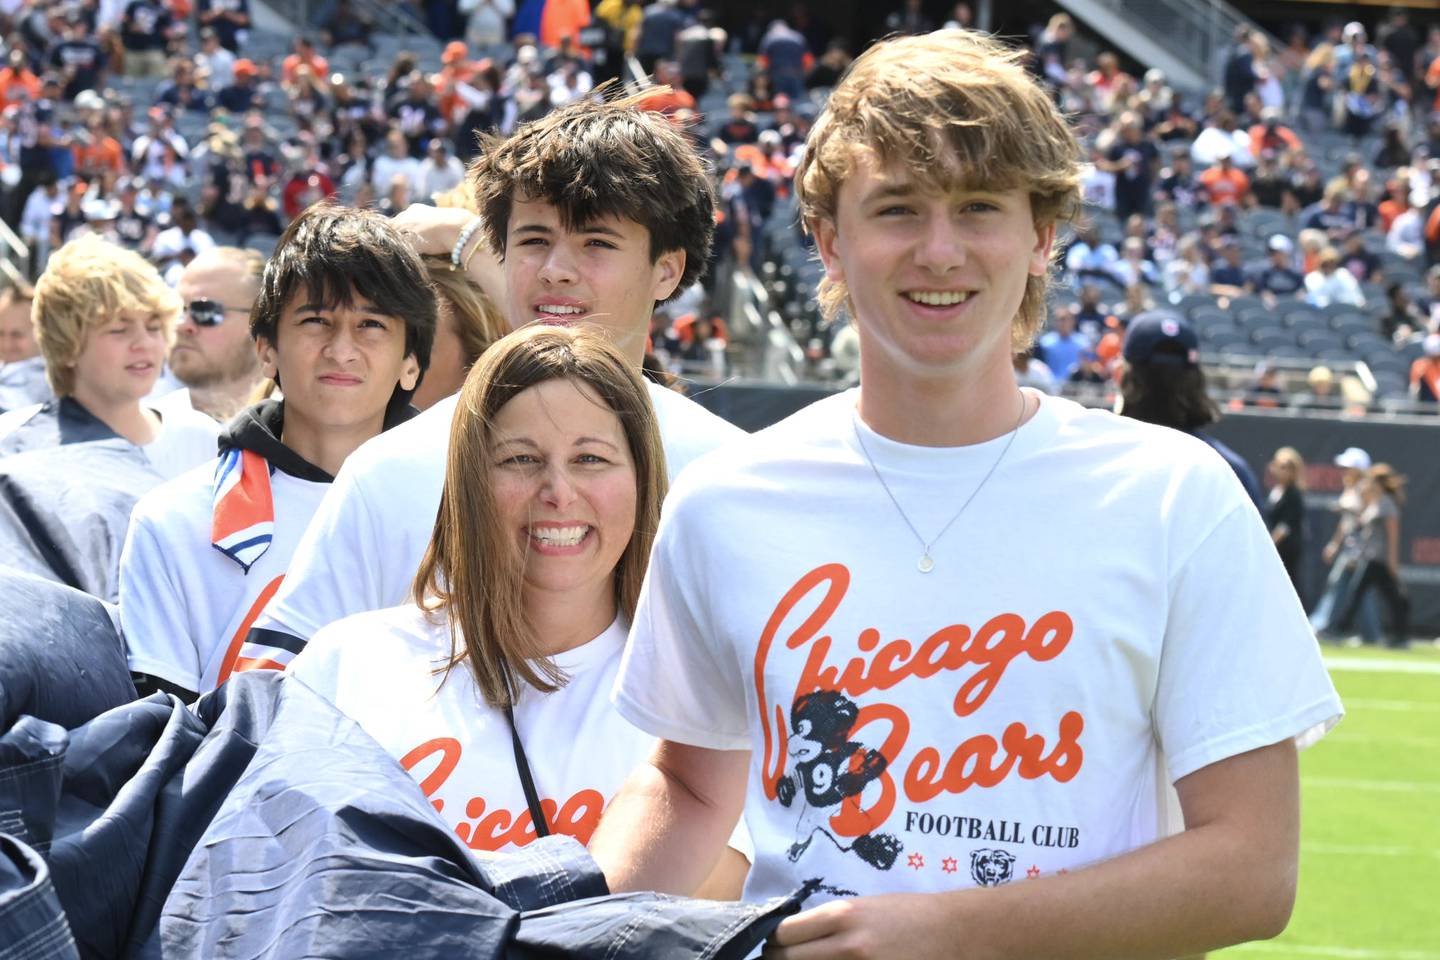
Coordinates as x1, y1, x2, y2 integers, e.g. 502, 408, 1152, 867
636, 86, 695, 117
1412, 356, 1440, 401
0, 68, 40, 110
1199, 165, 1250, 206
1378, 198, 1408, 234
1248, 124, 1301, 159
74, 136, 125, 175
540, 0, 591, 50
434, 64, 476, 122
282, 52, 329, 86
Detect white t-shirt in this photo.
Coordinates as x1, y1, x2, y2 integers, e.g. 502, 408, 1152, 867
289, 607, 653, 853
613, 389, 1342, 906
250, 382, 744, 651
0, 396, 217, 479
120, 459, 329, 693
141, 397, 222, 479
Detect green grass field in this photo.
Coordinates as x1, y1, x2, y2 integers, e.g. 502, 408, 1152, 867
1218, 642, 1440, 960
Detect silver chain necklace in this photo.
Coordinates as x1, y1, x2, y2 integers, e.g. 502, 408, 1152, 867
852, 393, 1028, 574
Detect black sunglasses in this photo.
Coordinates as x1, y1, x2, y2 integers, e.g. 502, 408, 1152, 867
186, 299, 247, 327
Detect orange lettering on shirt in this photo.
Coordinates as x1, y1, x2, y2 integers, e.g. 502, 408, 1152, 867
399, 736, 606, 850
753, 563, 1084, 822
217, 574, 286, 684
399, 737, 463, 814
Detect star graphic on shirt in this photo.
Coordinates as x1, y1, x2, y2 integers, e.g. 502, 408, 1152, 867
907, 852, 925, 870
1026, 865, 1041, 879
941, 856, 958, 874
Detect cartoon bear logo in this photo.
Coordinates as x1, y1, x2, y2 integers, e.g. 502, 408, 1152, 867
775, 690, 902, 870
969, 848, 1016, 887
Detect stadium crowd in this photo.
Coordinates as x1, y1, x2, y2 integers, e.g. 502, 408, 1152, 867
0, 5, 1420, 955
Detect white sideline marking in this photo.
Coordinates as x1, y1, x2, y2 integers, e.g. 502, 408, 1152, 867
1301, 842, 1440, 860
1322, 656, 1440, 676
1229, 944, 1440, 960
1342, 698, 1440, 713
1303, 776, 1440, 794
1327, 732, 1440, 749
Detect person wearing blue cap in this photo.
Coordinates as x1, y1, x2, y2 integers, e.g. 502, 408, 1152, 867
1119, 309, 1265, 509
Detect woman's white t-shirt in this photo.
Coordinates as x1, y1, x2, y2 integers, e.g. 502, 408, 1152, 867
289, 607, 655, 854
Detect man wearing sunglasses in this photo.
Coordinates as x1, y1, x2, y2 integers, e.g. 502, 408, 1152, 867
162, 247, 266, 422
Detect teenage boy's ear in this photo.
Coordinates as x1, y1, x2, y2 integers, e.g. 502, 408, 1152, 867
811, 216, 843, 284
1030, 221, 1057, 277
649, 248, 686, 302
398, 352, 421, 392
255, 336, 278, 380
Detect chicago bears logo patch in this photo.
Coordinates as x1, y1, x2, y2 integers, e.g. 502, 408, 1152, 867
969, 848, 1016, 887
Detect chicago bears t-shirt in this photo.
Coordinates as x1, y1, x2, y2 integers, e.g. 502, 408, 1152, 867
614, 389, 1342, 905
290, 608, 655, 853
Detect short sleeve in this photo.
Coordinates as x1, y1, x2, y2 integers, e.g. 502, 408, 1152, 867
284, 622, 347, 703
1155, 502, 1343, 783
612, 496, 751, 750
118, 505, 202, 690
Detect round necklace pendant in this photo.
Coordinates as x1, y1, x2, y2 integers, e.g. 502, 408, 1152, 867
918, 553, 935, 573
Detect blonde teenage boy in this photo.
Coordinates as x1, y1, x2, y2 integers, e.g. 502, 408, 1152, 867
0, 235, 218, 478
594, 30, 1341, 959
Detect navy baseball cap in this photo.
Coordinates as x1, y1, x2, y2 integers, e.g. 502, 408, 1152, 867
1123, 310, 1200, 367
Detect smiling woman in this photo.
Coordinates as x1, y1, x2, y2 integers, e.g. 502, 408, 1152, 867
286, 325, 679, 857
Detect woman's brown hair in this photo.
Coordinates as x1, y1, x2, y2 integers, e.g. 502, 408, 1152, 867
412, 324, 667, 707
421, 254, 507, 369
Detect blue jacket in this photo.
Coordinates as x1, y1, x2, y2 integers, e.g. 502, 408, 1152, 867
1, 671, 811, 959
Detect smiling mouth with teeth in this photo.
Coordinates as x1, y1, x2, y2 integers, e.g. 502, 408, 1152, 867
905, 291, 972, 306
528, 525, 590, 547
536, 305, 586, 317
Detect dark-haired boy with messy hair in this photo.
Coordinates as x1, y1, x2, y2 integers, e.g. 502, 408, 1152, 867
246, 91, 743, 672
120, 203, 437, 702
595, 29, 1341, 959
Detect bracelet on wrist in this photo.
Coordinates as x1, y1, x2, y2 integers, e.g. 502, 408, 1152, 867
451, 217, 484, 268
462, 227, 489, 272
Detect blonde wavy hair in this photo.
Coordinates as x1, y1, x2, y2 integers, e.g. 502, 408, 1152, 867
32, 234, 182, 395
794, 29, 1084, 349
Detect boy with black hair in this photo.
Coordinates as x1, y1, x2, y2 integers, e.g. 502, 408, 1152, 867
120, 204, 436, 702
244, 90, 744, 667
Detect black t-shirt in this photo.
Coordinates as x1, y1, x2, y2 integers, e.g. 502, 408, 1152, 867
114, 208, 150, 248
198, 0, 249, 52
50, 40, 105, 99
1251, 171, 1288, 209
1301, 203, 1354, 235
122, 0, 172, 52
718, 118, 758, 145
1109, 139, 1158, 198
1251, 264, 1304, 295
216, 82, 257, 113
1157, 169, 1200, 208
386, 95, 442, 154
1211, 261, 1246, 287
